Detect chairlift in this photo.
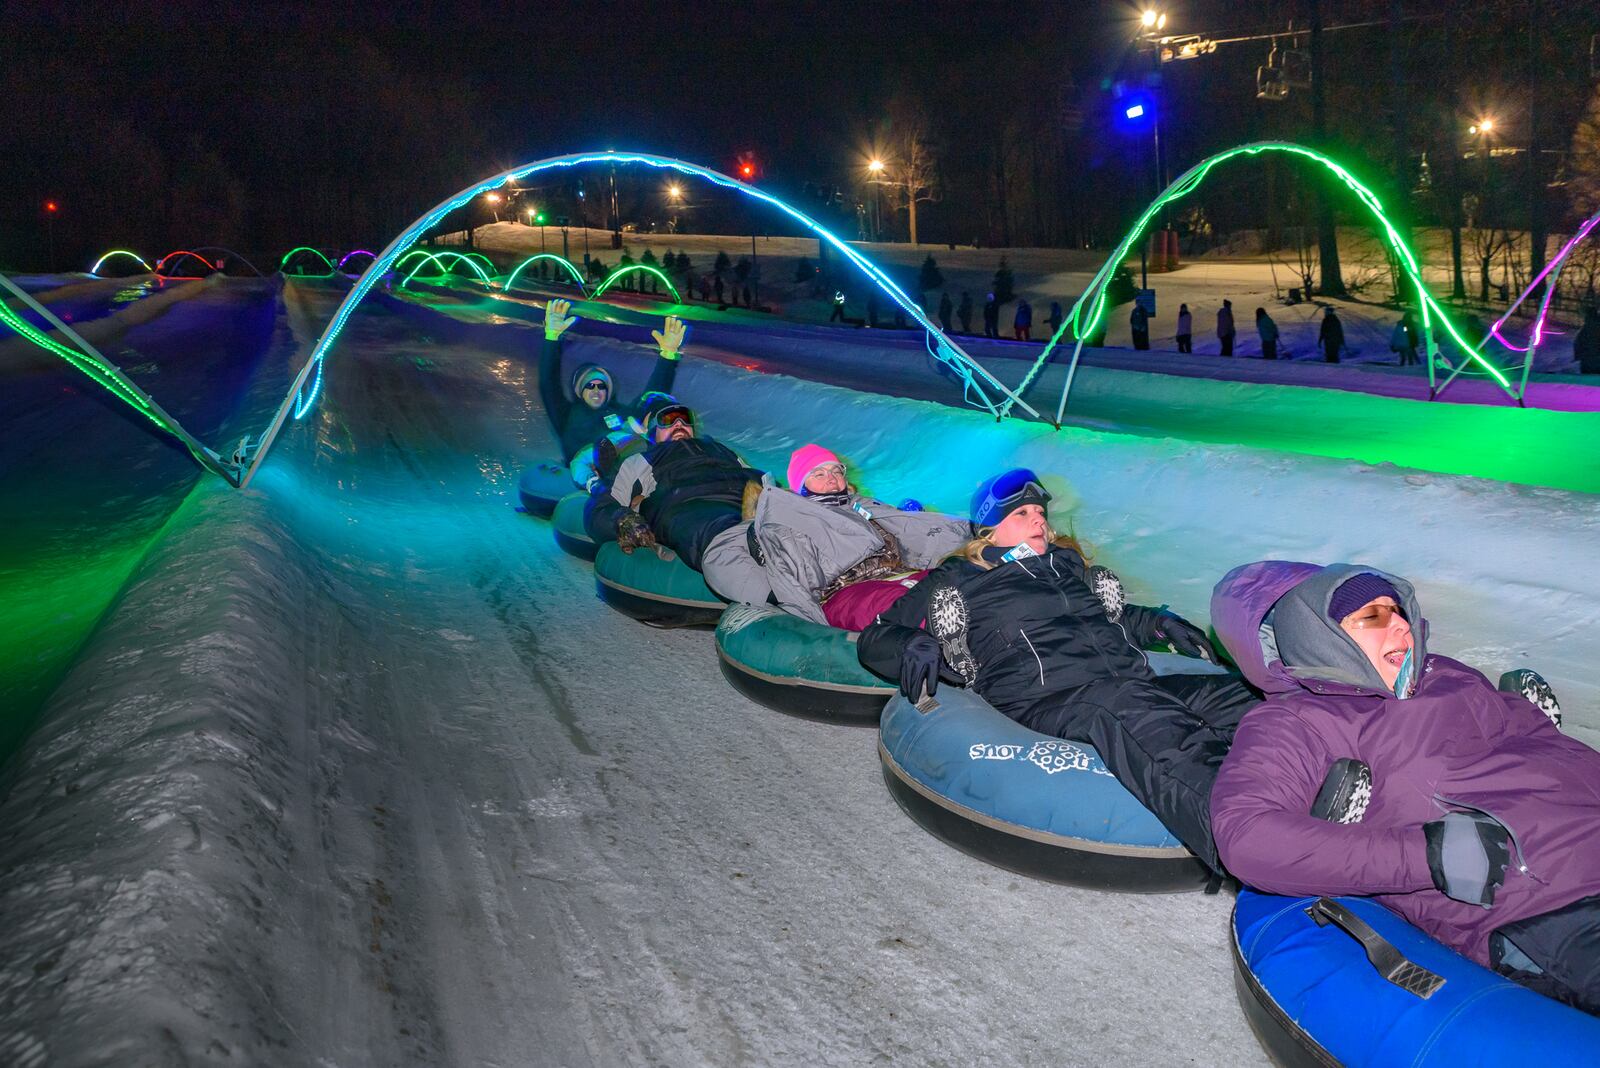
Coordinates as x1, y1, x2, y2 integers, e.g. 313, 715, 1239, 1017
1257, 65, 1289, 102
1282, 47, 1311, 89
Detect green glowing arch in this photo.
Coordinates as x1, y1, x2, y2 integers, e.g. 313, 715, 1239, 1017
1002, 141, 1514, 423
502, 254, 588, 293
592, 264, 681, 302
89, 250, 152, 275
278, 247, 337, 276
398, 251, 494, 287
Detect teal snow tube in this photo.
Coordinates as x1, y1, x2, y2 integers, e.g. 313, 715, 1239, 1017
517, 461, 570, 518
878, 652, 1231, 891
593, 541, 724, 626
714, 604, 894, 726
551, 492, 598, 560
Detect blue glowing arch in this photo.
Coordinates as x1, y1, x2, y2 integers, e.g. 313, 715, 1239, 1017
240, 151, 1034, 488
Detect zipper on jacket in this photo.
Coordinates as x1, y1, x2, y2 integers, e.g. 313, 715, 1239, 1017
1433, 793, 1544, 885
1019, 629, 1045, 685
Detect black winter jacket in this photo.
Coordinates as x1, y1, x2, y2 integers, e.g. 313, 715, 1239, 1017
538, 336, 678, 460
590, 436, 763, 569
857, 543, 1174, 720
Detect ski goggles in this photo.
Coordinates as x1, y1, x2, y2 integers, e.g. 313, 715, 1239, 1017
1341, 602, 1408, 629
653, 406, 693, 429
974, 469, 1051, 527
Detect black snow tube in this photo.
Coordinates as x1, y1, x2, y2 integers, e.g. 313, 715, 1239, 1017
592, 541, 725, 627
517, 461, 571, 518
713, 604, 894, 726
551, 492, 599, 560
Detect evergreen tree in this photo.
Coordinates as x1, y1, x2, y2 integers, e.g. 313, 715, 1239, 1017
992, 256, 1015, 304
588, 257, 607, 281
734, 257, 752, 284
640, 248, 659, 293
794, 256, 814, 284
713, 249, 731, 276
661, 250, 677, 273
918, 254, 944, 294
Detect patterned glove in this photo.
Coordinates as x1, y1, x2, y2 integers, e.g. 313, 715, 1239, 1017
616, 512, 657, 554
544, 299, 577, 341
1424, 813, 1511, 907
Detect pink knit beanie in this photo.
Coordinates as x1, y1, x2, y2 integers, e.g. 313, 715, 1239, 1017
787, 444, 841, 493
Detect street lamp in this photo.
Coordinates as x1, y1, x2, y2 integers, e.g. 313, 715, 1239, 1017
485, 191, 502, 223
665, 183, 684, 233
866, 158, 887, 241
1140, 8, 1166, 33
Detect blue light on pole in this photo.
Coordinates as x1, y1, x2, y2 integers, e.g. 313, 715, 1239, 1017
1125, 103, 1146, 120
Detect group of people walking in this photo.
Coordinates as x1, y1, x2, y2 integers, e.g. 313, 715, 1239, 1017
535, 298, 1600, 1017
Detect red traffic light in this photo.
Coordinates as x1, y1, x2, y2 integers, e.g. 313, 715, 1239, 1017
44, 200, 58, 213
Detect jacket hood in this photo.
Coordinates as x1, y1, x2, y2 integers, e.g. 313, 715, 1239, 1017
1211, 561, 1426, 696
570, 364, 613, 401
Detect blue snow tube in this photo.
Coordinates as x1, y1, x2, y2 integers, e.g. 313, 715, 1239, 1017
551, 492, 598, 560
592, 541, 724, 627
878, 652, 1229, 891
1232, 887, 1600, 1066
714, 604, 894, 726
517, 461, 571, 518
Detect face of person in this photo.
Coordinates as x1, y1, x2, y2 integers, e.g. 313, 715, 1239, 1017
803, 462, 847, 495
990, 503, 1048, 556
1337, 596, 1413, 690
579, 378, 609, 410
653, 418, 695, 443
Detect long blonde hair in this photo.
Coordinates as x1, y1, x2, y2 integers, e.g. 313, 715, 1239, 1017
954, 520, 1089, 570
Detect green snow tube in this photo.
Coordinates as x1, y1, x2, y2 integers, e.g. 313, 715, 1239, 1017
552, 492, 598, 561
517, 462, 570, 518
714, 604, 893, 726
593, 541, 725, 626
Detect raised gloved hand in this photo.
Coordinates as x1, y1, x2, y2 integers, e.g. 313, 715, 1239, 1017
651, 315, 688, 360
544, 299, 577, 341
616, 511, 657, 555
1155, 612, 1215, 662
1423, 812, 1511, 907
899, 632, 944, 703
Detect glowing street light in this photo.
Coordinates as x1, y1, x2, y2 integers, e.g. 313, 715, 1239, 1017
867, 158, 885, 175
666, 183, 683, 201
1469, 116, 1495, 136
1140, 8, 1166, 32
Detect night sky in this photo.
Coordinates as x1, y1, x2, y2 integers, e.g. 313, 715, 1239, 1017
2, 1, 1595, 266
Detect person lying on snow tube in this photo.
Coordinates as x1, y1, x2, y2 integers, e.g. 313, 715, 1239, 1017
856, 467, 1259, 873
539, 298, 686, 489
586, 393, 770, 605
745, 443, 972, 630
1210, 562, 1600, 1015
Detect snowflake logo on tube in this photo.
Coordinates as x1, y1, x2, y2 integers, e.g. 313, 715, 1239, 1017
1025, 740, 1096, 775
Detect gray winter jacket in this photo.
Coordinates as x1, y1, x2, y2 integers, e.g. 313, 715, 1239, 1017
751, 487, 971, 625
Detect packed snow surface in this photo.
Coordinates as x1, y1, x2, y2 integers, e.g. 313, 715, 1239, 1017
2, 279, 1597, 1066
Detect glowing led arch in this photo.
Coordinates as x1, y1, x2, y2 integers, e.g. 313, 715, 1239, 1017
279, 247, 337, 275
187, 245, 265, 276
502, 254, 588, 293
338, 249, 377, 271
592, 264, 681, 302
89, 250, 152, 275
398, 251, 494, 287
155, 250, 217, 275
237, 150, 1032, 488
1002, 141, 1515, 422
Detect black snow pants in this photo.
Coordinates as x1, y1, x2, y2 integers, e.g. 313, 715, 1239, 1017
1494, 894, 1600, 1016
1016, 672, 1257, 874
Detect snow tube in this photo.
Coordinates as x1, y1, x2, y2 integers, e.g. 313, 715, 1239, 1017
551, 492, 598, 560
517, 461, 570, 518
878, 652, 1230, 891
592, 541, 725, 626
1232, 888, 1600, 1066
714, 604, 894, 726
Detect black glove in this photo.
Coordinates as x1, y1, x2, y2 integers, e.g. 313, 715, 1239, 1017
1155, 612, 1215, 662
899, 633, 943, 703
1423, 813, 1511, 907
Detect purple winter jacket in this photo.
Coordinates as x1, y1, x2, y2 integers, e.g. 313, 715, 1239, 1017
1209, 560, 1600, 967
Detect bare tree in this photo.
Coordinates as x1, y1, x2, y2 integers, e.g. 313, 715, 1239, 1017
1569, 83, 1600, 220
884, 97, 941, 246
1463, 193, 1515, 304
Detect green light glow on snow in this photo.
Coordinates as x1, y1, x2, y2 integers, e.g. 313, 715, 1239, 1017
501, 254, 588, 293
592, 264, 681, 302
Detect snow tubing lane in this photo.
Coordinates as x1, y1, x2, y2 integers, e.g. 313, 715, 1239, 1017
1232, 888, 1600, 1067
714, 604, 894, 726
593, 541, 725, 626
878, 653, 1231, 892
552, 492, 598, 561
518, 462, 570, 518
